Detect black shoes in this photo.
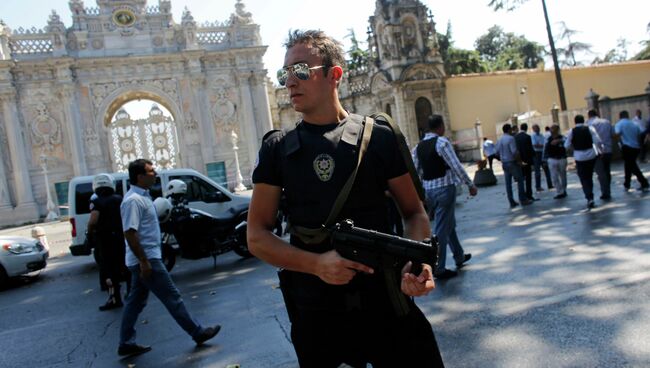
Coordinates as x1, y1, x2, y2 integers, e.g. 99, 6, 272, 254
510, 201, 519, 208
99, 298, 123, 311
587, 200, 596, 209
600, 195, 611, 200
193, 325, 221, 345
434, 269, 458, 280
554, 193, 567, 199
456, 254, 472, 269
521, 199, 533, 206
118, 344, 152, 357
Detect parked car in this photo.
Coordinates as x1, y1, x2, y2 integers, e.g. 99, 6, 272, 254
0, 236, 49, 288
67, 168, 251, 262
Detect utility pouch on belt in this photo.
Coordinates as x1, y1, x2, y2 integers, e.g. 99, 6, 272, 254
277, 269, 297, 323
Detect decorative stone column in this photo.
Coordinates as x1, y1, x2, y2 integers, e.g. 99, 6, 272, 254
230, 130, 247, 192
0, 92, 39, 222
58, 85, 88, 176
0, 137, 12, 210
194, 77, 216, 161
237, 73, 259, 175
250, 71, 273, 146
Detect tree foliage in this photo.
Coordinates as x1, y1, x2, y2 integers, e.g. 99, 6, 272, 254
475, 25, 545, 70
344, 28, 369, 71
593, 38, 630, 64
632, 22, 650, 60
555, 21, 592, 66
438, 21, 488, 75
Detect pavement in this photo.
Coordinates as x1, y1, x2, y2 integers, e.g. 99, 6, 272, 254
1, 159, 649, 367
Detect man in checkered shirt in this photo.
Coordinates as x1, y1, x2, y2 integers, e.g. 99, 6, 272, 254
412, 115, 477, 280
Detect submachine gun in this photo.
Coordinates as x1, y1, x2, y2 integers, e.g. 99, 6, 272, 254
330, 219, 438, 317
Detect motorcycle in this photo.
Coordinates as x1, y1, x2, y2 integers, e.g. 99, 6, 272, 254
154, 180, 252, 271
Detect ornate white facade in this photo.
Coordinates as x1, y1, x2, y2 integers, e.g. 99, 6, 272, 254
271, 0, 450, 149
0, 0, 272, 226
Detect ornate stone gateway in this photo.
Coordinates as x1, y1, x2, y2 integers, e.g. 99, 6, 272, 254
0, 0, 273, 226
110, 104, 179, 171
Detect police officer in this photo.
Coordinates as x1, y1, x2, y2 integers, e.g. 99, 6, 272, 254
248, 30, 444, 367
87, 173, 131, 311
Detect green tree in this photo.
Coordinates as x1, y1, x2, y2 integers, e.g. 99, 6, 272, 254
555, 21, 592, 66
438, 21, 488, 74
344, 28, 368, 71
489, 0, 567, 110
632, 22, 650, 60
593, 38, 630, 64
474, 25, 545, 70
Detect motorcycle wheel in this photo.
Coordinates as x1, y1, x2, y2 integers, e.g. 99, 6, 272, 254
232, 226, 253, 259
162, 242, 176, 271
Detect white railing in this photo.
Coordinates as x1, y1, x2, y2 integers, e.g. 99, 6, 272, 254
197, 31, 229, 45
9, 37, 53, 55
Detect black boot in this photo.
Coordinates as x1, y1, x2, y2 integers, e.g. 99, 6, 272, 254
99, 282, 123, 311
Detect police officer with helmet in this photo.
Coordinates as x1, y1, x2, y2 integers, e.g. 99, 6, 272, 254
248, 30, 444, 367
87, 173, 131, 311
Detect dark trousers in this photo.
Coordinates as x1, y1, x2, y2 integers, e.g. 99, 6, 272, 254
487, 154, 497, 170
639, 135, 647, 161
533, 151, 553, 189
594, 153, 612, 197
290, 305, 444, 368
575, 158, 597, 201
522, 164, 533, 199
622, 145, 649, 188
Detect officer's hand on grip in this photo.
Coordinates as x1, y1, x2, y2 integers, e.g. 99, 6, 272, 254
315, 250, 374, 285
401, 261, 434, 297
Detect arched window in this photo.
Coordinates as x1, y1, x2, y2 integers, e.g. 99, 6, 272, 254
415, 97, 432, 139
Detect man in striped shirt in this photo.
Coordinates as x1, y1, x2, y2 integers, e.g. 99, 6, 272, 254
413, 115, 477, 280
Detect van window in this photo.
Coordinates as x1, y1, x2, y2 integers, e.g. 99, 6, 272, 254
75, 182, 94, 215
169, 175, 230, 203
125, 177, 162, 199
115, 180, 125, 197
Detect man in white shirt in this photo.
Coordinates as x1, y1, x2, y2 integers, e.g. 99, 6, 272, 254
482, 137, 497, 170
587, 109, 613, 200
564, 115, 603, 209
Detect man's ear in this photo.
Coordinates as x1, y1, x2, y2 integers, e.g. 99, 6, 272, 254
330, 66, 343, 82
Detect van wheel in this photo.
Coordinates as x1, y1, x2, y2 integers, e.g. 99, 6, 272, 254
0, 265, 8, 290
162, 242, 176, 272
232, 225, 253, 259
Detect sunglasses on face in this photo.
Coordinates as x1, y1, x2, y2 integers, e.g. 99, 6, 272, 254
277, 63, 325, 86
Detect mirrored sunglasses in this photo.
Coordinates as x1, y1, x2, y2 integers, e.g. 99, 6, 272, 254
277, 63, 325, 86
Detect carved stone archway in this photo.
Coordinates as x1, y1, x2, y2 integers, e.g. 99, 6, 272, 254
96, 85, 184, 172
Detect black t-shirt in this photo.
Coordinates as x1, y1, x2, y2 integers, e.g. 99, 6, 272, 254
253, 114, 407, 243
91, 193, 124, 237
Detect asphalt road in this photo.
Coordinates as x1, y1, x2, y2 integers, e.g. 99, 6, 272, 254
1, 160, 649, 367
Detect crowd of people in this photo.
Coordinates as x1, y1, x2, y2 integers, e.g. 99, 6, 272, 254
488, 109, 649, 210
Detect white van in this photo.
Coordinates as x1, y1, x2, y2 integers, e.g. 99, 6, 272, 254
68, 168, 251, 257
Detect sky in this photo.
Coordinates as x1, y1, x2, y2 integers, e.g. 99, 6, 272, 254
0, 0, 648, 86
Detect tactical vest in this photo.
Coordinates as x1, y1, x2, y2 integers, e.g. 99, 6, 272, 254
571, 126, 593, 150
267, 114, 385, 248
92, 194, 123, 234
415, 137, 449, 180
546, 136, 567, 159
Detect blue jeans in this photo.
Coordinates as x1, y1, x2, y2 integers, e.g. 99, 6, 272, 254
425, 185, 466, 273
502, 161, 526, 204
119, 259, 203, 346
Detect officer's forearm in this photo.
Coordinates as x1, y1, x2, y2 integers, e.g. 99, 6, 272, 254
402, 211, 431, 243
248, 226, 320, 274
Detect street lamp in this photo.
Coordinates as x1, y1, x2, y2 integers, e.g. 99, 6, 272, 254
39, 154, 59, 222
230, 130, 247, 192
